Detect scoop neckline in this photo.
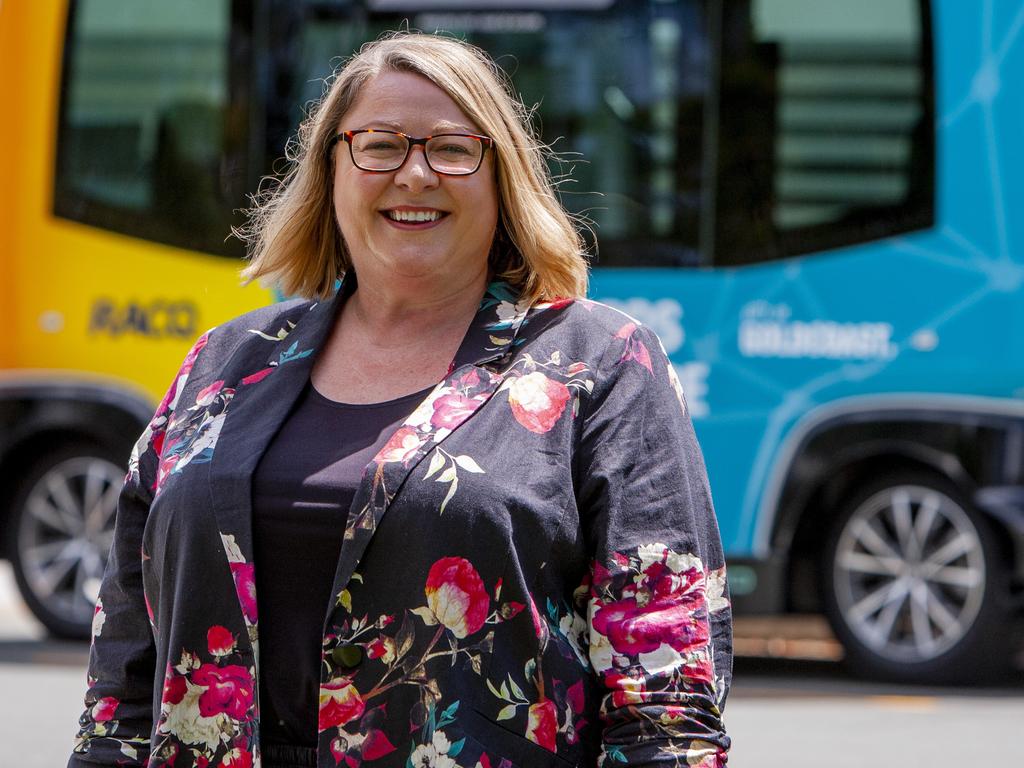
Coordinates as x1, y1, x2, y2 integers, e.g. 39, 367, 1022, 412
307, 381, 435, 409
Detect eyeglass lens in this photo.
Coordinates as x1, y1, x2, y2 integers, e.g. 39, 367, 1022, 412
349, 132, 484, 174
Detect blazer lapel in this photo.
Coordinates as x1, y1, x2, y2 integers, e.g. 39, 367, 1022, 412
330, 282, 531, 605
207, 283, 348, 640
201, 277, 530, 642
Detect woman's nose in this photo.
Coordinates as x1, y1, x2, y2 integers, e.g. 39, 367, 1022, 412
393, 145, 439, 191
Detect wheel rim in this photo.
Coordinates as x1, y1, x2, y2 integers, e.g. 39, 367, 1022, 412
16, 456, 123, 627
833, 483, 986, 664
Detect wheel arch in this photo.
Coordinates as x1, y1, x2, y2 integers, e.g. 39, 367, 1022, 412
0, 376, 152, 558
763, 396, 1024, 612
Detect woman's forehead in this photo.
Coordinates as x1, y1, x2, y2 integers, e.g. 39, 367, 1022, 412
346, 118, 474, 134
341, 71, 481, 133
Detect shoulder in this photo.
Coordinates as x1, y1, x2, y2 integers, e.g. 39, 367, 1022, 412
173, 297, 317, 389
209, 297, 313, 340
524, 297, 682, 405
199, 297, 313, 356
525, 296, 660, 355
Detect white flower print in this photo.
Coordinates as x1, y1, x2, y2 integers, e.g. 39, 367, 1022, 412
91, 598, 106, 639
409, 730, 457, 768
220, 533, 245, 564
158, 680, 227, 752
706, 566, 730, 614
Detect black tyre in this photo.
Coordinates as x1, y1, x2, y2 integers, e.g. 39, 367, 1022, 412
9, 443, 125, 639
822, 471, 1010, 683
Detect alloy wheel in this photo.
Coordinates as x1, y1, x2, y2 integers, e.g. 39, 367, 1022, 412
15, 455, 123, 629
832, 483, 987, 664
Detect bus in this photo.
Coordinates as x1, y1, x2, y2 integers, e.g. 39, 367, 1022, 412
1, 0, 1022, 683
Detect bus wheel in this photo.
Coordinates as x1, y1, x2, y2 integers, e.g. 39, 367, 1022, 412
822, 471, 1009, 683
10, 444, 124, 639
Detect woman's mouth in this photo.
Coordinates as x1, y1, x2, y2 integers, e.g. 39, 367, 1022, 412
382, 208, 448, 227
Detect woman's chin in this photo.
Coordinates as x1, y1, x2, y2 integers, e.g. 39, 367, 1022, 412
358, 251, 487, 287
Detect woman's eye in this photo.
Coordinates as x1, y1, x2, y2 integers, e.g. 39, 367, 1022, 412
364, 141, 403, 152
435, 143, 472, 155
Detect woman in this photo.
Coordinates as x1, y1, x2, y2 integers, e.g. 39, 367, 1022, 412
70, 32, 731, 768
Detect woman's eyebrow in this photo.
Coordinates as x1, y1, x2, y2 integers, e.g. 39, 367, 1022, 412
431, 120, 475, 133
349, 120, 404, 132
347, 120, 477, 134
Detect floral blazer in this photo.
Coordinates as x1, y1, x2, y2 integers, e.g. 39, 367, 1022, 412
70, 281, 732, 768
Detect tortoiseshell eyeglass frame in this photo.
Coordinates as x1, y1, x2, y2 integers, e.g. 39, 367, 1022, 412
326, 129, 495, 176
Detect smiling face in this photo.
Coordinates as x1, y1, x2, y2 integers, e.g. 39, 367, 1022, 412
332, 70, 499, 291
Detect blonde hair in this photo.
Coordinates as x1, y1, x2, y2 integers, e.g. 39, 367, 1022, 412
238, 31, 589, 303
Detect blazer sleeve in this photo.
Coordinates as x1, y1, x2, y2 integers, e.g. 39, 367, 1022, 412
576, 322, 732, 767
69, 332, 210, 767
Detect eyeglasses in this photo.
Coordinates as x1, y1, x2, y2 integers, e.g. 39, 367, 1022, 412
328, 129, 494, 176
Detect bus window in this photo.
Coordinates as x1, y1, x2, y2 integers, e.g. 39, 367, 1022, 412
54, 0, 246, 257
714, 0, 934, 265
263, 0, 711, 268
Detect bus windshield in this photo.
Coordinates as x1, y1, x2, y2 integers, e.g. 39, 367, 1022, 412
266, 0, 712, 268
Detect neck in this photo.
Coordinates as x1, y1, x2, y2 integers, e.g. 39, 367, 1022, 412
342, 267, 490, 348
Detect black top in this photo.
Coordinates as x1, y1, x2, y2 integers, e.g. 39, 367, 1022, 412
251, 381, 430, 747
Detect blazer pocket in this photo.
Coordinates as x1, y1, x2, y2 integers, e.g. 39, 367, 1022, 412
461, 706, 577, 768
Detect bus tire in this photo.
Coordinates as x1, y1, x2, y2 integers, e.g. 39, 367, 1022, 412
9, 441, 125, 640
822, 470, 1011, 684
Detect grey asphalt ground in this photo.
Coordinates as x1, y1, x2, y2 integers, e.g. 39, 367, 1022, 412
2, 563, 1022, 767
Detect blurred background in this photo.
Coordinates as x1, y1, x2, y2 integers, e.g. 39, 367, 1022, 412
1, 0, 1023, 764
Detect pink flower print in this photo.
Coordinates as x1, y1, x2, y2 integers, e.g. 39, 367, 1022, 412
361, 729, 398, 760
318, 677, 365, 731
528, 595, 547, 641
507, 372, 570, 434
241, 367, 274, 386
525, 699, 558, 752
591, 594, 707, 657
366, 636, 396, 664
219, 748, 253, 768
454, 368, 481, 389
591, 559, 613, 588
155, 452, 179, 492
565, 680, 587, 744
229, 562, 258, 625
614, 322, 639, 340
566, 680, 585, 714
163, 671, 188, 705
207, 625, 235, 657
681, 651, 715, 684
195, 380, 225, 407
192, 663, 254, 720
643, 560, 705, 608
604, 670, 648, 708
424, 557, 490, 638
91, 696, 119, 722
375, 426, 423, 464
430, 393, 479, 430
330, 737, 347, 764
614, 322, 654, 374
152, 429, 166, 458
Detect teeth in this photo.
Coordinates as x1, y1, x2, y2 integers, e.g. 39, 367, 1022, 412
388, 209, 442, 223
